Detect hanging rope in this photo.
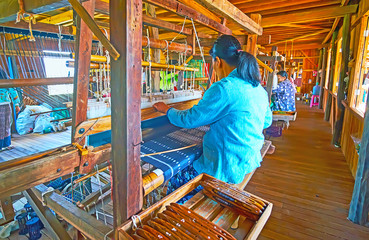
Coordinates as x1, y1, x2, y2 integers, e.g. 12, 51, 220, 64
16, 0, 36, 41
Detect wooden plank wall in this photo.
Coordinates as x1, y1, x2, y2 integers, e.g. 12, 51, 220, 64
301, 49, 319, 93
341, 108, 364, 177
339, 0, 369, 178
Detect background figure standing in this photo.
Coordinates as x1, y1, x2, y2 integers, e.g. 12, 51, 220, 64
271, 70, 296, 112
0, 68, 20, 151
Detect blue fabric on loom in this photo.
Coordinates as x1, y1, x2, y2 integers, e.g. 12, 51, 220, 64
88, 116, 209, 182
141, 126, 209, 181
167, 69, 272, 184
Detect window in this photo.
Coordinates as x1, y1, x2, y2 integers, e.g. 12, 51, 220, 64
43, 51, 74, 95
325, 49, 332, 89
353, 18, 369, 114
333, 38, 343, 94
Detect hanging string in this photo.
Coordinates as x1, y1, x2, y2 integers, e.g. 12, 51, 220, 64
16, 0, 36, 41
190, 18, 209, 78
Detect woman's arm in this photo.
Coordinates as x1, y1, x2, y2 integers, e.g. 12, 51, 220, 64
157, 82, 230, 129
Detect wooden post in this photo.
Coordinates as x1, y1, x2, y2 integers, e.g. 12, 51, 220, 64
333, 14, 351, 145
349, 92, 369, 225
266, 46, 278, 101
110, 0, 143, 230
0, 197, 14, 225
246, 14, 261, 56
146, 4, 161, 93
319, 47, 328, 109
324, 30, 338, 122
316, 49, 323, 86
71, 0, 95, 142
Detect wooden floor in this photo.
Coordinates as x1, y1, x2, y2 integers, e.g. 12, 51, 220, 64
0, 129, 71, 162
246, 102, 369, 240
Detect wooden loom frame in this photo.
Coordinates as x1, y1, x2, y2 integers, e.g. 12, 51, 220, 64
0, 0, 264, 239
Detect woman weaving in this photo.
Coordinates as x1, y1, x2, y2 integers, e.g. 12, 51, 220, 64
154, 35, 272, 186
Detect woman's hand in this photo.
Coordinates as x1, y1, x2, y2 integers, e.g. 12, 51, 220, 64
153, 102, 171, 114
15, 106, 20, 114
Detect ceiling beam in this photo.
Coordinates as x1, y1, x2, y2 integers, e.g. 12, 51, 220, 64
262, 5, 358, 27
193, 0, 262, 35
255, 0, 341, 16
0, 20, 71, 35
322, 18, 340, 44
300, 50, 318, 67
263, 42, 325, 52
0, 0, 70, 23
268, 29, 329, 46
144, 0, 232, 35
38, 10, 74, 25
271, 23, 330, 30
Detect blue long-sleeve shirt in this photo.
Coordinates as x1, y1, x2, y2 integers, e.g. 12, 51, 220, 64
167, 69, 272, 184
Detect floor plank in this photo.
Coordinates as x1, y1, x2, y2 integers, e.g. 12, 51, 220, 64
246, 102, 369, 240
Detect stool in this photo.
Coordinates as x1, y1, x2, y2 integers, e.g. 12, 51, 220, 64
26, 217, 42, 240
310, 95, 319, 107
16, 212, 28, 235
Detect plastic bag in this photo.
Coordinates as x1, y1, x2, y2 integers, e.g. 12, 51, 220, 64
34, 115, 54, 134
16, 105, 51, 135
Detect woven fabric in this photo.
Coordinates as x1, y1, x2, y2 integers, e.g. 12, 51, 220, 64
0, 103, 12, 148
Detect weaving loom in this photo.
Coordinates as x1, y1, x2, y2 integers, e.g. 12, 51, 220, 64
88, 115, 209, 181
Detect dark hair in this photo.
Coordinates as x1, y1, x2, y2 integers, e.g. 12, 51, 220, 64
276, 71, 288, 79
0, 68, 8, 80
209, 35, 260, 87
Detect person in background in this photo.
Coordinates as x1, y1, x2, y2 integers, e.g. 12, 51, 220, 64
0, 68, 20, 151
153, 35, 272, 185
271, 70, 296, 112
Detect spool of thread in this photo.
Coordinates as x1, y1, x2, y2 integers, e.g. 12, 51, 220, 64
29, 212, 44, 229
16, 212, 28, 235
26, 217, 42, 240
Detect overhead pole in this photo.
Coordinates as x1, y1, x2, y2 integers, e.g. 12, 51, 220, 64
110, 0, 143, 232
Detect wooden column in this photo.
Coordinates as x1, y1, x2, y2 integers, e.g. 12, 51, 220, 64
319, 47, 328, 109
110, 0, 143, 230
349, 94, 369, 225
324, 30, 338, 122
71, 0, 95, 142
316, 49, 323, 85
266, 46, 278, 101
146, 4, 161, 93
246, 14, 261, 56
333, 14, 351, 145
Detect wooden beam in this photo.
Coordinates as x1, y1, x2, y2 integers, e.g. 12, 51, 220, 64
0, 77, 74, 88
38, 10, 74, 25
143, 0, 232, 35
110, 0, 143, 229
0, 150, 79, 199
68, 0, 119, 60
324, 30, 338, 121
71, 0, 95, 143
23, 189, 72, 240
193, 0, 262, 35
333, 13, 351, 145
322, 18, 341, 44
256, 58, 273, 73
143, 14, 191, 35
263, 42, 324, 52
274, 24, 330, 30
0, 197, 14, 225
0, 0, 70, 23
0, 21, 71, 35
253, 0, 341, 16
31, 185, 112, 240
268, 29, 329, 46
262, 5, 358, 27
245, 14, 261, 55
